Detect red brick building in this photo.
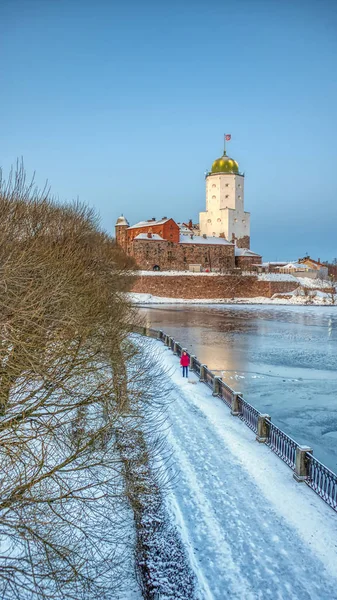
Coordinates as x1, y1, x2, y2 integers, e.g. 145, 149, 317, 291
115, 215, 262, 272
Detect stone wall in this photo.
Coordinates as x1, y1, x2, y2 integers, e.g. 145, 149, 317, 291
132, 239, 235, 271
115, 224, 128, 252
235, 235, 250, 249
132, 275, 299, 299
236, 255, 261, 269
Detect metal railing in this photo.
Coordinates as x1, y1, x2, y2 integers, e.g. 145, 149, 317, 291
306, 454, 337, 511
266, 422, 297, 470
219, 381, 234, 408
238, 397, 260, 434
135, 325, 337, 513
204, 367, 214, 389
193, 358, 201, 377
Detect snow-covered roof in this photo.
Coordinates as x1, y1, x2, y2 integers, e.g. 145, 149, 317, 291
128, 218, 171, 229
179, 234, 233, 246
235, 248, 261, 257
299, 257, 327, 268
134, 233, 164, 241
277, 262, 311, 270
261, 262, 290, 266
115, 215, 129, 226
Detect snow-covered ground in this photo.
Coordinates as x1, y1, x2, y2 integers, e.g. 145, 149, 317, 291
257, 272, 298, 282
153, 341, 337, 600
129, 290, 336, 305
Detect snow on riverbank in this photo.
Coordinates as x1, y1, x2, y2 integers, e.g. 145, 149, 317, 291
129, 291, 336, 306
154, 341, 337, 599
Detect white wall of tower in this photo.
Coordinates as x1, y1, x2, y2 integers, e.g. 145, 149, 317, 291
199, 172, 250, 245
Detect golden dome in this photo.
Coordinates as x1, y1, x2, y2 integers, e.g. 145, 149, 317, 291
211, 153, 239, 174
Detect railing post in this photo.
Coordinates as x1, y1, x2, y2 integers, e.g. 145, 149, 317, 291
231, 393, 241, 416
212, 376, 221, 396
165, 335, 170, 347
256, 414, 271, 443
293, 446, 313, 482
173, 342, 178, 355
190, 354, 196, 370
158, 330, 163, 341
168, 336, 173, 349
199, 364, 207, 382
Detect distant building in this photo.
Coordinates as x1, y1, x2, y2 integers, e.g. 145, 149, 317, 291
115, 216, 238, 271
275, 258, 329, 280
277, 262, 312, 275
199, 148, 250, 248
115, 140, 261, 271
298, 257, 329, 279
235, 247, 262, 270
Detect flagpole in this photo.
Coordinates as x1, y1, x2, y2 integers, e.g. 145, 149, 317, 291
224, 133, 226, 156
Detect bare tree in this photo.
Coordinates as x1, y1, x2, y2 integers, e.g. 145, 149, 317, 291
328, 274, 337, 305
0, 162, 147, 599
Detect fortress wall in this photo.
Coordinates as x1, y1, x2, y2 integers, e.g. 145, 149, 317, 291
131, 275, 299, 299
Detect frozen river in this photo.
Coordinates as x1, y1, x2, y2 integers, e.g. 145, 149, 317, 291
138, 304, 337, 473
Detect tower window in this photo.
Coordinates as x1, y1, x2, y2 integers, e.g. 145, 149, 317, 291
238, 184, 241, 188
217, 218, 221, 222
225, 194, 229, 198
234, 218, 238, 223
225, 183, 229, 187
238, 195, 241, 199
207, 219, 211, 223
242, 219, 246, 223
212, 195, 216, 200
212, 184, 216, 188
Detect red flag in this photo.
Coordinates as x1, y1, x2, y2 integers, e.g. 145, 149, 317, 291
225, 134, 231, 141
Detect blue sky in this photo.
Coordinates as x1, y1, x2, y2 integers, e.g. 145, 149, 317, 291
1, 0, 337, 260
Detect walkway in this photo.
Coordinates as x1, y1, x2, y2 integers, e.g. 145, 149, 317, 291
155, 341, 337, 600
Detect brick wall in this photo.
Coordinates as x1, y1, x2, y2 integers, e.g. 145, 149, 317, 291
115, 225, 128, 252
132, 275, 299, 299
127, 218, 180, 244
236, 255, 262, 269
236, 235, 250, 249
132, 239, 235, 271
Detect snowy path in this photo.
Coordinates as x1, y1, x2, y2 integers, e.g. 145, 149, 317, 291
156, 343, 337, 600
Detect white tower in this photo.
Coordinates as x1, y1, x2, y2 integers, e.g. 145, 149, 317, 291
199, 143, 250, 248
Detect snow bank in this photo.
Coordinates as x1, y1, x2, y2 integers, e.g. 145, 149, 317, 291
258, 272, 298, 282
129, 292, 337, 306
296, 276, 332, 289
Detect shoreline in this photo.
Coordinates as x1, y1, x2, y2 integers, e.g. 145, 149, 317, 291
129, 292, 337, 307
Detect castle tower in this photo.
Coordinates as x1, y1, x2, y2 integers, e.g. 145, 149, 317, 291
199, 143, 250, 248
115, 215, 129, 252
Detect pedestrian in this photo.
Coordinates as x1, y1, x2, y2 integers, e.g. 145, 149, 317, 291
180, 351, 189, 378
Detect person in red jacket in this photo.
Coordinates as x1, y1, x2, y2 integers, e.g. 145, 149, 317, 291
180, 351, 190, 378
